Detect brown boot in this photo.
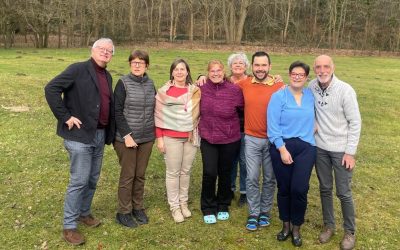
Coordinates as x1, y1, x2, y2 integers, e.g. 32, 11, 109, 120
340, 232, 356, 250
319, 227, 335, 243
62, 229, 85, 245
79, 214, 101, 227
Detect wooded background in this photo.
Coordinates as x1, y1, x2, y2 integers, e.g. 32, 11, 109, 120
1, 0, 400, 51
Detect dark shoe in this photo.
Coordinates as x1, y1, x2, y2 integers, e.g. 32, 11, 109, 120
277, 230, 291, 241
258, 213, 270, 227
79, 214, 101, 227
238, 194, 247, 207
62, 229, 85, 245
116, 213, 138, 228
292, 233, 302, 247
340, 231, 356, 250
319, 227, 335, 243
132, 209, 149, 225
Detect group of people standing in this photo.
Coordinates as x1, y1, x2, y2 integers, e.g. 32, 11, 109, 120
45, 38, 361, 250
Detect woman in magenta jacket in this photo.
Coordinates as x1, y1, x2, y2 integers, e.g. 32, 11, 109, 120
199, 60, 244, 224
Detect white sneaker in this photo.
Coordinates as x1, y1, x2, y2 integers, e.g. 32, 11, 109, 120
171, 208, 184, 223
180, 205, 192, 218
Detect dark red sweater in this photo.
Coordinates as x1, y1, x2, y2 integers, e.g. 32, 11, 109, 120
91, 58, 110, 128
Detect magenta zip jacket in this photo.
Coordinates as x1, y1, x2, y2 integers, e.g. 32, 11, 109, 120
199, 79, 244, 144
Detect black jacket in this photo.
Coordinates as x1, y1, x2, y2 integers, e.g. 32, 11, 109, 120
45, 59, 115, 144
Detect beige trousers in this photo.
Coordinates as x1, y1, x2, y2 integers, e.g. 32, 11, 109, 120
163, 136, 197, 210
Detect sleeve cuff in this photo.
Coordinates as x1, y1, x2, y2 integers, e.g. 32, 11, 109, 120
275, 138, 284, 149
123, 133, 132, 139
345, 146, 357, 155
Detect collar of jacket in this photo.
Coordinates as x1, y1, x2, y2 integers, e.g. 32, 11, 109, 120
251, 75, 276, 86
205, 79, 229, 89
129, 72, 149, 83
316, 74, 337, 91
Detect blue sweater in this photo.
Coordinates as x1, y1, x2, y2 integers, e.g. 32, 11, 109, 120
267, 87, 315, 148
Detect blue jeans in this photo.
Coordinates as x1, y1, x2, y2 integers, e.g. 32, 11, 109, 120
63, 129, 105, 229
245, 134, 276, 216
231, 133, 247, 194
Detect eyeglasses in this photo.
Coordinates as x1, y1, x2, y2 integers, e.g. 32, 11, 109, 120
210, 69, 222, 74
290, 73, 306, 79
96, 46, 113, 55
130, 61, 147, 67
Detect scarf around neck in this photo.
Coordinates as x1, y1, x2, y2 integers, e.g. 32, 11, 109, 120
155, 81, 201, 133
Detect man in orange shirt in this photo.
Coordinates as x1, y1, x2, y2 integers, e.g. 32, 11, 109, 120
239, 51, 284, 231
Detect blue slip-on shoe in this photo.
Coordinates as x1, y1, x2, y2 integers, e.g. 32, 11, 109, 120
217, 212, 230, 220
246, 215, 258, 231
203, 215, 217, 224
258, 213, 271, 227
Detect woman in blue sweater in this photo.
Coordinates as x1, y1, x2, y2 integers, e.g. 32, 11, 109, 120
267, 61, 316, 247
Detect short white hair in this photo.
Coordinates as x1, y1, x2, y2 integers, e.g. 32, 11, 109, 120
227, 52, 250, 69
92, 38, 115, 55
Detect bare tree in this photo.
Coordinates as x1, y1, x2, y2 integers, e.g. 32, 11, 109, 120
1, 0, 20, 48
282, 0, 292, 44
1, 0, 399, 51
129, 0, 140, 40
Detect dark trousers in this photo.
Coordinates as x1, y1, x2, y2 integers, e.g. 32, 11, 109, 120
200, 139, 240, 215
315, 147, 356, 233
114, 140, 154, 214
270, 138, 316, 226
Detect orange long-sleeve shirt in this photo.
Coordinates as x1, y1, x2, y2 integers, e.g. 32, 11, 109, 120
238, 76, 284, 138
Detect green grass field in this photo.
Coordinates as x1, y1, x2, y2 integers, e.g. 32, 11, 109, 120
0, 47, 399, 249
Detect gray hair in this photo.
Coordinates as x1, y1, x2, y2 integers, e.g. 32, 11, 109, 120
227, 52, 250, 69
92, 38, 115, 55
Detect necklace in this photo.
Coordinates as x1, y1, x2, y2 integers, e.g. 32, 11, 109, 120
182, 86, 189, 112
173, 80, 189, 112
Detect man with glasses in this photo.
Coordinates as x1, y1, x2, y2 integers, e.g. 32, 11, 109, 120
45, 38, 115, 245
238, 51, 284, 231
309, 55, 361, 250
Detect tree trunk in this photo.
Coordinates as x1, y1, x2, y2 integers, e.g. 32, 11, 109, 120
129, 0, 137, 40
186, 0, 194, 42
283, 0, 292, 44
156, 0, 163, 45
169, 0, 173, 41
329, 0, 337, 49
228, 1, 235, 43
337, 0, 348, 48
235, 0, 252, 44
172, 1, 181, 41
202, 0, 209, 43
222, 0, 231, 44
312, 0, 319, 42
57, 20, 62, 48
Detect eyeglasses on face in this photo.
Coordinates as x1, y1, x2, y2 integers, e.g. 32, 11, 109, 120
95, 46, 113, 55
210, 69, 223, 74
290, 72, 306, 79
130, 61, 147, 67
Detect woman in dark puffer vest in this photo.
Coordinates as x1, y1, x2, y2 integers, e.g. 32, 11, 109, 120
114, 50, 155, 228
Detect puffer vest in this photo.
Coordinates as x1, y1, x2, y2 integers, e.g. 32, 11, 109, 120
115, 73, 156, 143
